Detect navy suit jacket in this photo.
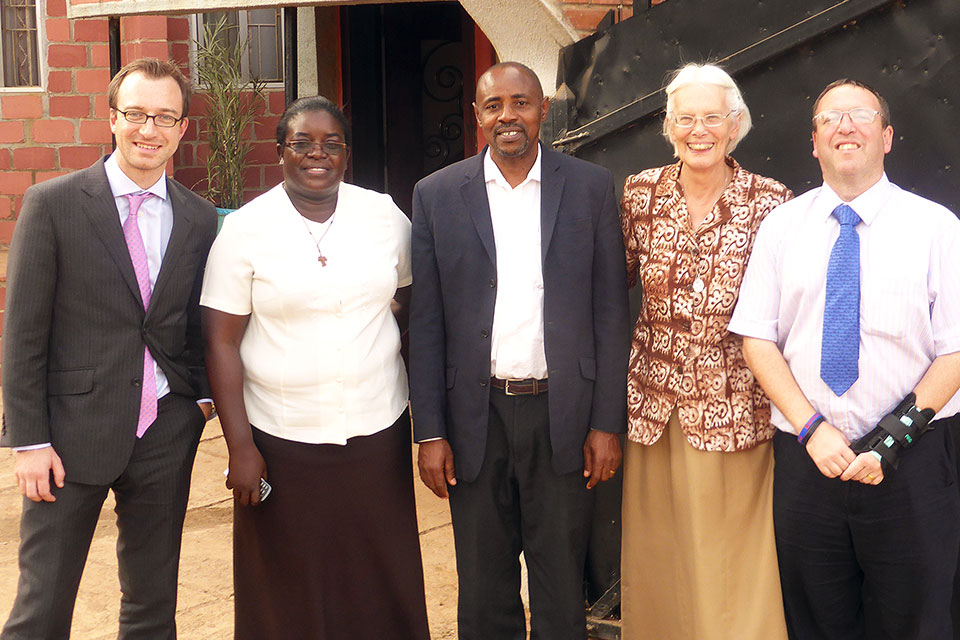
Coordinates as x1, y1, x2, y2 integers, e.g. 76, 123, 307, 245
409, 146, 630, 482
0, 158, 217, 484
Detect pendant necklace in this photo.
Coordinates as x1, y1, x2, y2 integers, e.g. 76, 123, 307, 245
300, 212, 336, 266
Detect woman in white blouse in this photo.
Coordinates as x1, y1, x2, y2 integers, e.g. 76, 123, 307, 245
201, 96, 429, 640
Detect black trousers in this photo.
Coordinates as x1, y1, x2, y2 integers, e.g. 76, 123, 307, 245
1, 394, 204, 640
773, 423, 960, 640
448, 389, 594, 640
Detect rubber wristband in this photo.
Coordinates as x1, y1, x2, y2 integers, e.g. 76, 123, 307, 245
798, 413, 826, 445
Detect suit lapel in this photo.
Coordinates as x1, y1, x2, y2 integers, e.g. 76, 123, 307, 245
540, 148, 564, 265
461, 152, 496, 265
80, 160, 144, 306
151, 181, 194, 307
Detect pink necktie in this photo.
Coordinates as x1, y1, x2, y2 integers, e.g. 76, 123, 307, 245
123, 192, 157, 438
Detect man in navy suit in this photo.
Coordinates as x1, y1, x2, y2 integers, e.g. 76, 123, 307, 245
410, 62, 630, 639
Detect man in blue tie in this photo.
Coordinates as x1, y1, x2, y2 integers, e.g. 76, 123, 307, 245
729, 79, 960, 639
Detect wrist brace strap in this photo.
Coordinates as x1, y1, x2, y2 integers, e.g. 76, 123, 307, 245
850, 393, 935, 472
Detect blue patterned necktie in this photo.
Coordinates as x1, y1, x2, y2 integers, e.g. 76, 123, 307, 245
820, 203, 861, 396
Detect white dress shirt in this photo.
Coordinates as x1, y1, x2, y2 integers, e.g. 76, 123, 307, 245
200, 182, 412, 445
729, 175, 960, 440
485, 145, 548, 379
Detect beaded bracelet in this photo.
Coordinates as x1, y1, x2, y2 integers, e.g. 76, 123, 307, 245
798, 412, 827, 445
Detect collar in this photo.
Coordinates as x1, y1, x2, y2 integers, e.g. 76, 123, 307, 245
483, 143, 542, 190
104, 152, 168, 201
814, 173, 889, 226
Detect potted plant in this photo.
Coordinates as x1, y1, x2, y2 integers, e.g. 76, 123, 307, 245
193, 15, 267, 227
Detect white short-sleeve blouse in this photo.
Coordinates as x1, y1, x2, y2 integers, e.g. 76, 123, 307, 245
200, 182, 412, 445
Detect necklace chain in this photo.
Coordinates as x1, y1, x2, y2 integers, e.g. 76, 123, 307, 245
300, 213, 335, 266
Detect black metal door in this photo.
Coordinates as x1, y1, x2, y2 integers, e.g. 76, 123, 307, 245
551, 0, 960, 212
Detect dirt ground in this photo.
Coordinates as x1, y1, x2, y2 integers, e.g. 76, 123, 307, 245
0, 418, 465, 639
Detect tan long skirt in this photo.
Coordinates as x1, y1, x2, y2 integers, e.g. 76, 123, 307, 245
621, 412, 788, 640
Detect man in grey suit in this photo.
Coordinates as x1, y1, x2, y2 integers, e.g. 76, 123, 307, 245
1, 58, 217, 639
410, 62, 630, 639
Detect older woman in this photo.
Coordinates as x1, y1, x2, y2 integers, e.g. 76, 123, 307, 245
201, 96, 429, 640
619, 64, 792, 639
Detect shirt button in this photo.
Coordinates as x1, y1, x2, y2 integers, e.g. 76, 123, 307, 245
480, 329, 489, 338
489, 279, 496, 288
480, 380, 488, 388
131, 379, 141, 387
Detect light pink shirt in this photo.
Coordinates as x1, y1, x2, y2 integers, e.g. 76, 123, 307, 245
484, 146, 548, 380
729, 175, 960, 440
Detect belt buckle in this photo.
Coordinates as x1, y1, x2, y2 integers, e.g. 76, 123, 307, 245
504, 378, 523, 396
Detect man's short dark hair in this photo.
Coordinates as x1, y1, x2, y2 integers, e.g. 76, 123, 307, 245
107, 58, 192, 117
812, 79, 891, 130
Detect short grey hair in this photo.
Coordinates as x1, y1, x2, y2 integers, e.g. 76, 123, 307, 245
662, 63, 752, 155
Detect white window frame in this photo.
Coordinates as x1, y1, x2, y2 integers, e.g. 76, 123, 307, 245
189, 9, 285, 88
0, 0, 45, 91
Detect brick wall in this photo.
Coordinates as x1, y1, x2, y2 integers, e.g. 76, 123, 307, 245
173, 89, 284, 207
558, 0, 667, 39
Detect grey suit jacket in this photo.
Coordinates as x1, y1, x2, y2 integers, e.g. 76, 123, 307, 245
409, 147, 631, 482
0, 158, 217, 484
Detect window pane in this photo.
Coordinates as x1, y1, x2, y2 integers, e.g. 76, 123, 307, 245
203, 10, 240, 53
247, 9, 281, 82
1, 0, 39, 87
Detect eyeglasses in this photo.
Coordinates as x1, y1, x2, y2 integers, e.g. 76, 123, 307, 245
115, 109, 183, 128
284, 140, 349, 156
672, 112, 733, 128
813, 108, 881, 127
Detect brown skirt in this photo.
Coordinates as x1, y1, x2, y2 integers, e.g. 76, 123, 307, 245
620, 412, 788, 640
234, 411, 430, 640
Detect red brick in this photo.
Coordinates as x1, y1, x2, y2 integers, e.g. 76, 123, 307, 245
167, 16, 191, 41
177, 143, 194, 166
74, 19, 109, 42
564, 8, 607, 31
76, 68, 110, 94
91, 44, 110, 67
242, 166, 262, 190
0, 221, 15, 244
124, 15, 168, 41
170, 42, 189, 66
48, 44, 87, 68
0, 197, 11, 219
46, 0, 66, 16
12, 196, 24, 216
195, 142, 209, 164
93, 94, 110, 118
592, 0, 624, 4
78, 120, 112, 144
0, 121, 25, 144
50, 95, 90, 118
59, 146, 102, 169
46, 18, 71, 42
35, 171, 70, 184
620, 6, 634, 19
1, 95, 43, 119
180, 119, 199, 142
0, 149, 9, 169
0, 172, 35, 196
126, 41, 170, 61
13, 147, 56, 170
174, 167, 207, 192
254, 119, 277, 141
0, 286, 7, 309
264, 164, 283, 187
47, 70, 73, 93
268, 91, 287, 116
33, 120, 76, 143
247, 141, 282, 164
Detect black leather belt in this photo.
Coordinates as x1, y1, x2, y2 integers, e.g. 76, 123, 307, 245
490, 377, 548, 396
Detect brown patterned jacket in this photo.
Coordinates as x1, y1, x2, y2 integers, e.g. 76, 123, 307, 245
621, 158, 792, 451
